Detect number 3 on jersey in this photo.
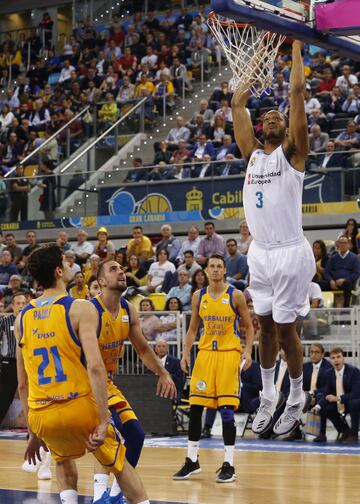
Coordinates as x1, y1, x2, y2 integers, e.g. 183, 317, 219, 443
255, 191, 263, 208
34, 346, 67, 385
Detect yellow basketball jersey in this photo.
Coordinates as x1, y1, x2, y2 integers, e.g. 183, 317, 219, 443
91, 295, 130, 379
198, 285, 242, 352
20, 295, 91, 409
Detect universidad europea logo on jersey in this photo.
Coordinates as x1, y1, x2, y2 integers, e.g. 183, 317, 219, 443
247, 173, 253, 184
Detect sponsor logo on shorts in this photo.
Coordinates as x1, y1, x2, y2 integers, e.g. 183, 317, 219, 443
196, 380, 207, 391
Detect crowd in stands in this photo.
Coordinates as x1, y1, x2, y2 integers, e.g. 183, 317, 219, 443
0, 6, 219, 151
0, 4, 227, 220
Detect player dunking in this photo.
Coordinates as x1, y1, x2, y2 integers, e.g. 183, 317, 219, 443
232, 40, 315, 436
91, 260, 176, 503
15, 244, 150, 504
173, 255, 254, 482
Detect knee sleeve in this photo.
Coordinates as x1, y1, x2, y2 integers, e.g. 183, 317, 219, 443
188, 405, 204, 441
219, 407, 235, 423
220, 406, 236, 445
119, 418, 145, 468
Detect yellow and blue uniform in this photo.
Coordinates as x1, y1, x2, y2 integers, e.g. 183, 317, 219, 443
19, 294, 126, 473
91, 295, 138, 424
189, 285, 242, 409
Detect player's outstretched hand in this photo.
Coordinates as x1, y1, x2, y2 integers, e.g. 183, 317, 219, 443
87, 421, 108, 451
181, 354, 190, 374
231, 87, 251, 108
156, 371, 177, 400
25, 433, 49, 465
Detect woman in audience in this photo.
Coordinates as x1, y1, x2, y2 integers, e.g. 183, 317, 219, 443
312, 240, 328, 284
337, 218, 358, 254
83, 253, 100, 283
157, 297, 182, 342
0, 104, 14, 135
191, 268, 208, 295
238, 220, 252, 255
87, 275, 101, 299
115, 250, 128, 270
139, 298, 161, 342
207, 115, 231, 146
125, 254, 148, 292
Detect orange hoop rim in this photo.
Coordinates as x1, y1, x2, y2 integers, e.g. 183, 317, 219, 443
207, 11, 250, 28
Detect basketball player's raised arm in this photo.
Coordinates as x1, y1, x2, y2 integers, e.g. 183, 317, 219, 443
75, 301, 110, 448
234, 290, 254, 370
127, 303, 177, 400
287, 40, 308, 171
14, 316, 48, 465
231, 89, 262, 162
181, 291, 201, 373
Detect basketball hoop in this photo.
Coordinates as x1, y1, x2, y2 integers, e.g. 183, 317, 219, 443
208, 11, 286, 96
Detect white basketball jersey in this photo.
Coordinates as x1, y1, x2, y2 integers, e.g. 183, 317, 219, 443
243, 146, 304, 246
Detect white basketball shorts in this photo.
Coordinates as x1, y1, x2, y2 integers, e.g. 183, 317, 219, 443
247, 237, 316, 324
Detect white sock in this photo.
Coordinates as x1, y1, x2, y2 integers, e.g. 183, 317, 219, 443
110, 478, 122, 497
260, 365, 276, 401
224, 445, 234, 466
288, 374, 303, 405
94, 473, 109, 501
137, 501, 150, 504
187, 440, 199, 462
60, 489, 78, 504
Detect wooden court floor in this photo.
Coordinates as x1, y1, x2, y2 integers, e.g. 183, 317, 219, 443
0, 439, 359, 504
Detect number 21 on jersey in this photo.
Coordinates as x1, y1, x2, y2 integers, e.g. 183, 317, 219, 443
34, 346, 67, 385
255, 191, 263, 208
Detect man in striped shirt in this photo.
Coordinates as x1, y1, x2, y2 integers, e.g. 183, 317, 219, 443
0, 291, 26, 425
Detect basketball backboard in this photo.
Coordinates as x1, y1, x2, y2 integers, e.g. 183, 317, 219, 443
211, 0, 360, 60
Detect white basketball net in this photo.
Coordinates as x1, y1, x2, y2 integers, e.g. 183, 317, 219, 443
208, 13, 286, 97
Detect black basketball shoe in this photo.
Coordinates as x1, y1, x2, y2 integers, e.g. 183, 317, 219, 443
173, 457, 201, 480
215, 462, 236, 483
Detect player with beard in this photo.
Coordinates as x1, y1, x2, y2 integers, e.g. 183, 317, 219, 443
231, 41, 315, 437
91, 260, 177, 503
